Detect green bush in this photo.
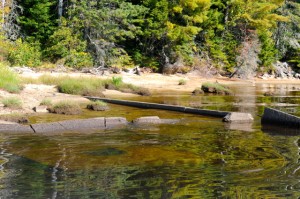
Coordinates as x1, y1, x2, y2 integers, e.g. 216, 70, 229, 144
0, 63, 22, 93
112, 76, 123, 87
46, 21, 93, 69
178, 79, 187, 85
1, 97, 22, 109
65, 50, 93, 69
8, 39, 41, 67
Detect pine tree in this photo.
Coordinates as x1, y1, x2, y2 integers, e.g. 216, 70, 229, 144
17, 0, 57, 44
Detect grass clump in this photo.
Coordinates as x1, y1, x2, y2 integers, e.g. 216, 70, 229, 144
201, 82, 232, 95
48, 101, 82, 115
178, 79, 187, 85
57, 77, 104, 96
40, 98, 52, 107
112, 76, 123, 87
87, 100, 109, 111
105, 78, 151, 96
0, 64, 22, 93
1, 97, 22, 109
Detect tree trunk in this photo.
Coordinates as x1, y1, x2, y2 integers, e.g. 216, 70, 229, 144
58, 0, 63, 18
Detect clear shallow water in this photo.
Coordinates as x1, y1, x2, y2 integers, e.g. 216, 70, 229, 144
1, 83, 300, 198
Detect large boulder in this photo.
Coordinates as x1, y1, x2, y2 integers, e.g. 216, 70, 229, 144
223, 112, 253, 123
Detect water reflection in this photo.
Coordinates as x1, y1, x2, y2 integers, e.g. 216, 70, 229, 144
1, 83, 300, 197
0, 119, 298, 198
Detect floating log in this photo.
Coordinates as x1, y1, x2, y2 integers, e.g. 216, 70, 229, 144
86, 97, 230, 118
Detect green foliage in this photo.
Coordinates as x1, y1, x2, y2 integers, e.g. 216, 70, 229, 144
8, 39, 41, 67
0, 63, 22, 93
1, 0, 299, 73
1, 97, 22, 109
46, 20, 93, 68
64, 50, 93, 69
111, 77, 123, 88
178, 79, 187, 85
17, 0, 57, 44
0, 33, 12, 62
258, 32, 278, 68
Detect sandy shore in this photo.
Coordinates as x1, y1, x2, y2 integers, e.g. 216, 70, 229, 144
0, 71, 300, 115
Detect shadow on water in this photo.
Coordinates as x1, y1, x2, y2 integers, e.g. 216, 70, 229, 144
2, 83, 300, 197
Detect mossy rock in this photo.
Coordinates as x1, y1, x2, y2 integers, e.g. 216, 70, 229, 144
48, 101, 82, 115
201, 82, 232, 95
192, 88, 204, 96
87, 101, 109, 111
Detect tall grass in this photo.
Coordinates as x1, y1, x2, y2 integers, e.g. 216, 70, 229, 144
21, 74, 150, 96
0, 63, 22, 93
1, 97, 22, 109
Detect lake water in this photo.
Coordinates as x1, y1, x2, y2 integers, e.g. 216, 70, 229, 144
1, 83, 300, 198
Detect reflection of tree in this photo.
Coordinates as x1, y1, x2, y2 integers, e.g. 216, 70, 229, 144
1, 124, 300, 198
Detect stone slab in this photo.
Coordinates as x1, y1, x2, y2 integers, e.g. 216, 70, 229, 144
0, 124, 34, 133
105, 117, 128, 128
59, 117, 105, 131
133, 116, 161, 125
31, 122, 66, 133
33, 106, 48, 113
223, 112, 254, 123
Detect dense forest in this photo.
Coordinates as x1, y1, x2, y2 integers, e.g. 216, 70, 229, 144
0, 0, 299, 76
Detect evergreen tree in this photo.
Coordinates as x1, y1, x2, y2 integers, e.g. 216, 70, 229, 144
17, 0, 57, 44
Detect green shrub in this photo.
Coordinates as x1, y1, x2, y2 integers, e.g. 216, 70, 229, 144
86, 100, 109, 111
178, 79, 187, 85
8, 39, 41, 67
65, 50, 93, 69
48, 101, 82, 115
112, 76, 123, 87
0, 63, 22, 93
1, 97, 22, 109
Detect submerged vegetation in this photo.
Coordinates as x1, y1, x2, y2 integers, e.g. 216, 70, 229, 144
0, 0, 299, 76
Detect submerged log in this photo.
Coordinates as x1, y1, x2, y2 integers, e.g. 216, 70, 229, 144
262, 107, 300, 128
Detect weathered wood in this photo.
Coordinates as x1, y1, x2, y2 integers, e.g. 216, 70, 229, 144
86, 97, 230, 118
262, 107, 300, 128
